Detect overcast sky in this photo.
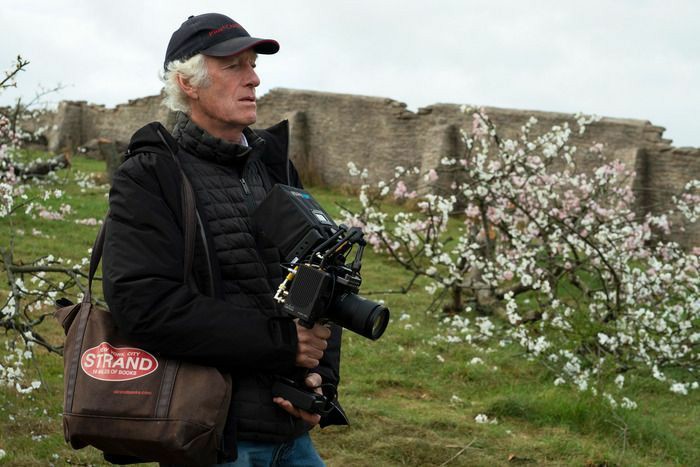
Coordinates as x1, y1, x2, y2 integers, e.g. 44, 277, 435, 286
1, 0, 698, 147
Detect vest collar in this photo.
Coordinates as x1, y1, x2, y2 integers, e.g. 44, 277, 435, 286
172, 112, 265, 165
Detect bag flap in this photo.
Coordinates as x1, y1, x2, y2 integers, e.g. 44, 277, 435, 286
54, 300, 81, 335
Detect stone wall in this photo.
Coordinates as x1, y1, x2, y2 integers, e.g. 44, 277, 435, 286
39, 87, 698, 247
256, 89, 674, 187
256, 90, 425, 188
633, 146, 700, 247
47, 94, 174, 152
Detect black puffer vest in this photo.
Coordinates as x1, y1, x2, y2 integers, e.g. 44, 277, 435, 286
172, 114, 309, 443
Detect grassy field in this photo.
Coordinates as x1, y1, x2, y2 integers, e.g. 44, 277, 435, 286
0, 156, 698, 466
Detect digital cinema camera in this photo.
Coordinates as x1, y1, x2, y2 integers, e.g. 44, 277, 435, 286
253, 184, 390, 415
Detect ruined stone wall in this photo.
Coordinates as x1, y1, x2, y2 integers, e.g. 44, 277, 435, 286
47, 101, 87, 151
36, 87, 699, 246
634, 147, 700, 247
255, 89, 675, 188
47, 93, 173, 152
420, 104, 668, 173
256, 89, 424, 188
92, 94, 174, 144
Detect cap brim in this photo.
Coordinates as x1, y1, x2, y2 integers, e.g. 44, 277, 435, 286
201, 37, 279, 57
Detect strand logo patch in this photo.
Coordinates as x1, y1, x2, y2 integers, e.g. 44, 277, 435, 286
81, 342, 158, 381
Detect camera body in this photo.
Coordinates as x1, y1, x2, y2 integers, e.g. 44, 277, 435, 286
253, 184, 389, 416
253, 184, 389, 341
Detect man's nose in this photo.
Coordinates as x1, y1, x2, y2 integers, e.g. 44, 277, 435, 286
246, 66, 260, 87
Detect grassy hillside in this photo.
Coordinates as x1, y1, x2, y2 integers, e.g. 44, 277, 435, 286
0, 156, 698, 466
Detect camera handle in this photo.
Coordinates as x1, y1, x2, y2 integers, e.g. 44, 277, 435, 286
272, 319, 335, 416
272, 373, 333, 417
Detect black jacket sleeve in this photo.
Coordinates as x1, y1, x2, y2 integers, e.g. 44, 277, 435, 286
102, 152, 298, 373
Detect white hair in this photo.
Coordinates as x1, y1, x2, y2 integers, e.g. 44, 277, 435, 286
161, 54, 210, 113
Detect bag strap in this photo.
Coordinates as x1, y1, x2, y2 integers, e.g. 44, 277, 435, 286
82, 129, 198, 303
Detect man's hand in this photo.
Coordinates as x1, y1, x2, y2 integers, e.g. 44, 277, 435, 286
273, 372, 323, 426
295, 322, 330, 369
273, 323, 330, 425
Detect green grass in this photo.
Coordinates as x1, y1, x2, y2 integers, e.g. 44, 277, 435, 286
1, 155, 698, 466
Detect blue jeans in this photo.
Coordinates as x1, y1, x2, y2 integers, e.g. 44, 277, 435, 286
216, 433, 325, 467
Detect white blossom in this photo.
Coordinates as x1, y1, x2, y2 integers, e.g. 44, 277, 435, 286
614, 375, 625, 389
670, 382, 689, 395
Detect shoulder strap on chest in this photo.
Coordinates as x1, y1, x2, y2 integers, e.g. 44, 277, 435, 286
88, 123, 202, 301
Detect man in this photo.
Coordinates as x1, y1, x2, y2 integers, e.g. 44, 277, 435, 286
102, 13, 344, 466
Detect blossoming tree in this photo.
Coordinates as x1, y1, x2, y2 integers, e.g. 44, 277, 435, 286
1, 57, 89, 394
343, 107, 699, 406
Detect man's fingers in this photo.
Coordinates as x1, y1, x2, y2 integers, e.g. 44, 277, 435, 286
296, 325, 328, 348
273, 397, 321, 425
297, 333, 328, 351
296, 356, 320, 368
298, 343, 324, 360
295, 323, 331, 369
314, 337, 328, 351
296, 344, 322, 368
305, 373, 322, 389
301, 412, 321, 425
312, 324, 331, 340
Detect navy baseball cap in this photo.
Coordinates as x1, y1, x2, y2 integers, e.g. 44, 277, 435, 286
164, 13, 279, 69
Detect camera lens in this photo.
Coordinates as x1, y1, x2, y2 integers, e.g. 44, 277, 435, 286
369, 305, 390, 339
330, 293, 390, 340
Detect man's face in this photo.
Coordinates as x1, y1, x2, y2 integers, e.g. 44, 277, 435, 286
190, 50, 260, 137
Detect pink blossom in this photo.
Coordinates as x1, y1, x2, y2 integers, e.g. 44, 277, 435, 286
611, 160, 627, 175
488, 161, 502, 172
502, 271, 514, 281
526, 155, 543, 167
75, 218, 98, 226
427, 169, 439, 183
550, 208, 567, 220
346, 217, 366, 229
589, 142, 604, 154
367, 234, 382, 248
471, 113, 488, 136
38, 210, 63, 221
394, 181, 408, 199
653, 216, 671, 235
486, 206, 501, 224
465, 205, 480, 218
682, 193, 700, 203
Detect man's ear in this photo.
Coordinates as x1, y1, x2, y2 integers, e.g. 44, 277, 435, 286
176, 74, 198, 100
